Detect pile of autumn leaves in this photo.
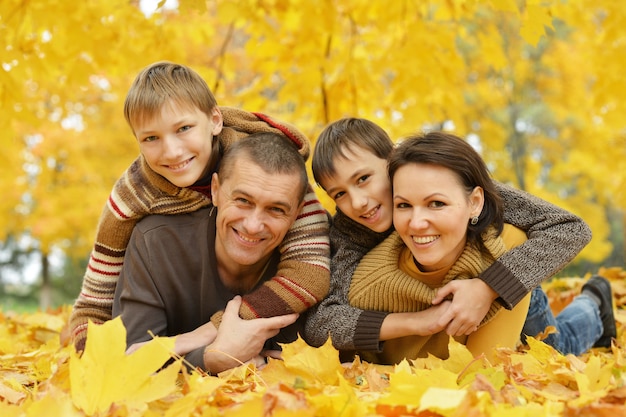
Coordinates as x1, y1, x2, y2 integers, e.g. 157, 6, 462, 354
2, 268, 626, 416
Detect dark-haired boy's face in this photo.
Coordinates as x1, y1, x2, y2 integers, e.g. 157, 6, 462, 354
134, 99, 223, 187
321, 145, 393, 233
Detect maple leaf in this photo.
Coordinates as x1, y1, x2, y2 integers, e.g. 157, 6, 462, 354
69, 317, 180, 415
279, 336, 342, 387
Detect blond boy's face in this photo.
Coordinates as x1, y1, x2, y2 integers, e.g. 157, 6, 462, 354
134, 99, 223, 187
321, 145, 393, 233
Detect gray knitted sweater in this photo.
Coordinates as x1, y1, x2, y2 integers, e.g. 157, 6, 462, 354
303, 181, 592, 352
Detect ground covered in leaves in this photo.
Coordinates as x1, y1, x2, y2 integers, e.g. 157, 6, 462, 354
2, 268, 626, 416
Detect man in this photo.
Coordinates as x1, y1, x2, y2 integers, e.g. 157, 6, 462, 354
113, 132, 318, 373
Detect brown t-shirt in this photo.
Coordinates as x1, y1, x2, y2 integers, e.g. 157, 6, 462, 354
112, 206, 302, 369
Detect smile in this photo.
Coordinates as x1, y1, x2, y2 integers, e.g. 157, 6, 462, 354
238, 231, 262, 244
361, 205, 380, 219
412, 235, 439, 244
166, 157, 193, 170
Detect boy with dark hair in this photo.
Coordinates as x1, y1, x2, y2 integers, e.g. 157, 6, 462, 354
304, 117, 614, 357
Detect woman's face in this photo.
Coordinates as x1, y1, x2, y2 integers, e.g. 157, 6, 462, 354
392, 163, 483, 272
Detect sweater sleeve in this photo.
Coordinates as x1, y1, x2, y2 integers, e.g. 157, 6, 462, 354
303, 210, 390, 351
69, 157, 210, 351
210, 187, 331, 325
481, 181, 592, 309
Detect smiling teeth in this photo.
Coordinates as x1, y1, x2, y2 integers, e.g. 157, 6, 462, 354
240, 234, 260, 243
362, 206, 378, 219
169, 160, 189, 170
413, 236, 438, 244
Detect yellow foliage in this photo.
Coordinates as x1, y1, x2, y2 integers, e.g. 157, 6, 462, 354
2, 272, 626, 415
1, 0, 625, 267
69, 317, 180, 415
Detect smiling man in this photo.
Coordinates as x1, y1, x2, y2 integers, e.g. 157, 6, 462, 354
112, 132, 315, 373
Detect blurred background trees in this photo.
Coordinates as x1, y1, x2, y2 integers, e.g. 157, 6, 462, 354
1, 0, 624, 310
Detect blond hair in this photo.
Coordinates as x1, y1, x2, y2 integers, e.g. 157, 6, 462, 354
123, 61, 218, 134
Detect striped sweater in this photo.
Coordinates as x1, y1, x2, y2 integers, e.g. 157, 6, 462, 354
70, 107, 331, 351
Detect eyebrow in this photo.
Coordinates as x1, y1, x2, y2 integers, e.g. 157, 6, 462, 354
325, 168, 369, 196
234, 189, 293, 212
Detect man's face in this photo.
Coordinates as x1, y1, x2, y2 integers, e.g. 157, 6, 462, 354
320, 145, 393, 233
134, 99, 223, 187
211, 158, 303, 269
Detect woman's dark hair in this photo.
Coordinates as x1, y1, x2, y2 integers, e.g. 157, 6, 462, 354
387, 131, 503, 249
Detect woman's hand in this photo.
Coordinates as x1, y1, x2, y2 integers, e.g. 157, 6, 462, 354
431, 279, 498, 336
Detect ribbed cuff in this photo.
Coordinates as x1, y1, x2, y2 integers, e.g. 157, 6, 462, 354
479, 261, 528, 309
353, 310, 388, 351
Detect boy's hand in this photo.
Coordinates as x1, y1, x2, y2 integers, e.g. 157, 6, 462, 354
431, 279, 498, 336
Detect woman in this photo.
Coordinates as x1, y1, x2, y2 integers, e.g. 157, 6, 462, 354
348, 132, 532, 363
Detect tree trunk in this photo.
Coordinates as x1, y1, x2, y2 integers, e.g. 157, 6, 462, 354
39, 253, 51, 310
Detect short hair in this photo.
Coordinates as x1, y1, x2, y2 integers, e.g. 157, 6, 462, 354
388, 131, 504, 249
219, 132, 309, 203
124, 61, 218, 134
312, 118, 394, 188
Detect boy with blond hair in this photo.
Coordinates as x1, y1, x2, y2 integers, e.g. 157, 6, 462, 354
70, 61, 330, 351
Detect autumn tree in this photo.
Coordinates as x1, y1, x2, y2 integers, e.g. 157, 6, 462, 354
1, 0, 625, 307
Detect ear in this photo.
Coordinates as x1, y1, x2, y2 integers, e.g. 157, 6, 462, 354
211, 172, 221, 206
469, 186, 484, 218
211, 106, 223, 136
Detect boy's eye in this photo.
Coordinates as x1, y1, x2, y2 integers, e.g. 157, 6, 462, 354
356, 175, 369, 184
178, 125, 192, 133
332, 191, 345, 200
143, 135, 158, 142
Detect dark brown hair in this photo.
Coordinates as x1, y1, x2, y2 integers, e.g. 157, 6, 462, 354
312, 118, 393, 188
388, 131, 503, 248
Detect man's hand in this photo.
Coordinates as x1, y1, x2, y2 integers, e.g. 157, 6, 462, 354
125, 319, 218, 356
431, 279, 498, 336
202, 296, 298, 373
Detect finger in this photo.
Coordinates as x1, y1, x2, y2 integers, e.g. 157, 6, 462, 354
433, 285, 454, 304
264, 313, 299, 329
262, 349, 283, 360
224, 295, 242, 314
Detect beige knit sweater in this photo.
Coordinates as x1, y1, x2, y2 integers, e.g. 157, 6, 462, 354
349, 227, 506, 324
70, 107, 331, 351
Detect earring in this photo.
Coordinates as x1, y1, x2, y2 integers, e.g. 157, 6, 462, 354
470, 216, 479, 225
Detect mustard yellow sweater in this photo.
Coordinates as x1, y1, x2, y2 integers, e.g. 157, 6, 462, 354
349, 224, 530, 364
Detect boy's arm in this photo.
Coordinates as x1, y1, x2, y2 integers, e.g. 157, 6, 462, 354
210, 189, 331, 325
482, 181, 592, 309
69, 156, 210, 351
303, 210, 390, 351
